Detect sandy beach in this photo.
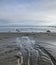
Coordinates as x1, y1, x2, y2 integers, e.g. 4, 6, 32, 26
0, 32, 56, 65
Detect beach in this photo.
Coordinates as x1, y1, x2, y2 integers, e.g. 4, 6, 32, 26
0, 32, 56, 65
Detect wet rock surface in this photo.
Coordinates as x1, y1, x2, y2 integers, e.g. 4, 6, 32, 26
16, 36, 54, 65
0, 35, 56, 65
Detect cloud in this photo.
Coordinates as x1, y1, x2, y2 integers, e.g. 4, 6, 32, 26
0, 0, 56, 25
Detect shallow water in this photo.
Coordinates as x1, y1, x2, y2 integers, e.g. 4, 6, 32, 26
0, 26, 56, 32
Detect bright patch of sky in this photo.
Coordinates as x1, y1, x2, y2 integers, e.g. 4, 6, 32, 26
0, 0, 56, 26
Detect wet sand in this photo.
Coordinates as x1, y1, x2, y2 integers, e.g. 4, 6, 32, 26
0, 32, 56, 65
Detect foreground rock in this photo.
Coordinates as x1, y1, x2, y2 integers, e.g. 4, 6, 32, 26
16, 36, 54, 65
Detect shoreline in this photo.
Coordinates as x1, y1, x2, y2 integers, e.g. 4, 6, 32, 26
0, 32, 56, 36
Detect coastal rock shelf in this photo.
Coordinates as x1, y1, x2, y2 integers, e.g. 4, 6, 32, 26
16, 36, 54, 65
0, 33, 56, 65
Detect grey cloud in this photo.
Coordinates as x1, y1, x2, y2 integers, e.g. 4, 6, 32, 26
0, 0, 56, 26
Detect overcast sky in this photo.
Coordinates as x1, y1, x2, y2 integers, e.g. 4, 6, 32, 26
0, 0, 56, 26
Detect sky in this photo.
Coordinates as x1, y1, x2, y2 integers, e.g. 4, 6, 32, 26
0, 0, 56, 26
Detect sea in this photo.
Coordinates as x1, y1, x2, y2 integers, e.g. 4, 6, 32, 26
0, 26, 56, 32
